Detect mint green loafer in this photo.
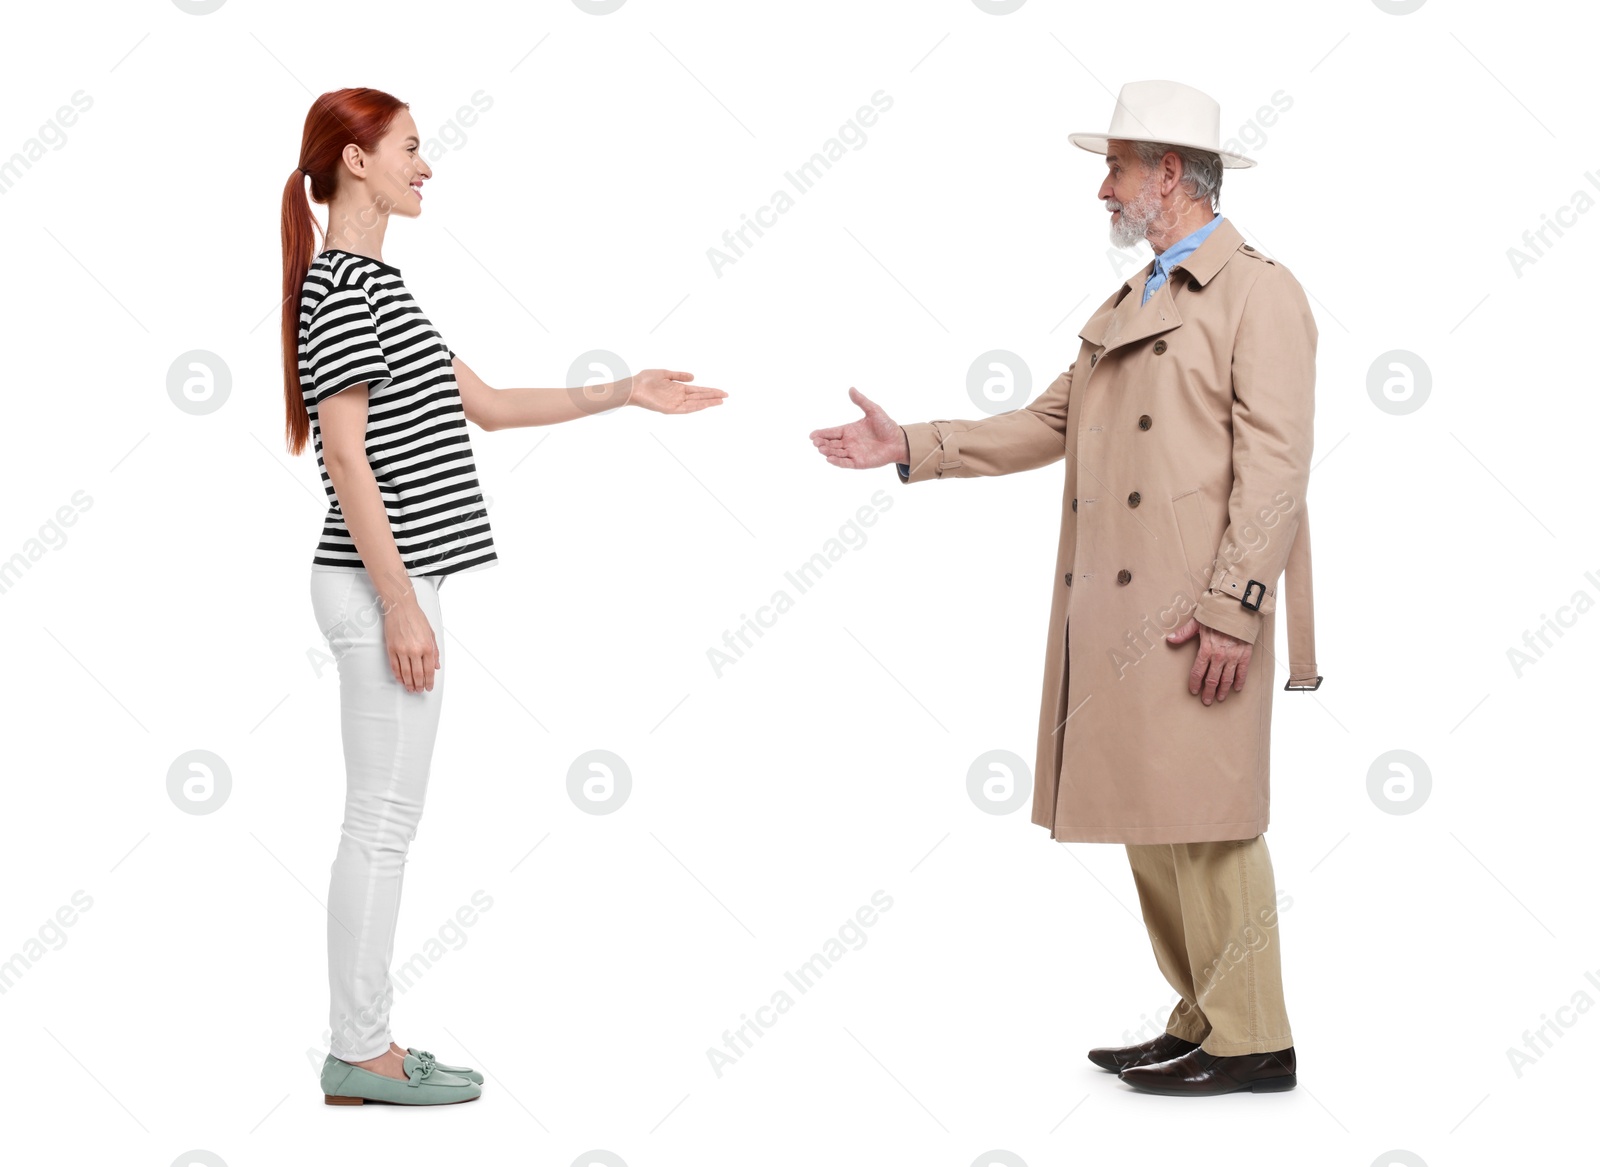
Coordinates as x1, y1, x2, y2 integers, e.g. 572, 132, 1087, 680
322, 1052, 481, 1105
408, 1047, 484, 1085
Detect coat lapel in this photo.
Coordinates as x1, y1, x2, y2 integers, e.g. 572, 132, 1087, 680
1076, 216, 1246, 357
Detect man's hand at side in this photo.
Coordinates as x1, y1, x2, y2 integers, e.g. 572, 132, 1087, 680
1166, 617, 1252, 705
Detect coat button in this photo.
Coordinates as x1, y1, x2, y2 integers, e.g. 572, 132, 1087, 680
1138, 414, 1152, 430
1071, 497, 1078, 512
1090, 352, 1099, 366
1242, 243, 1256, 251
1153, 340, 1168, 355
1117, 569, 1132, 585
1127, 491, 1141, 507
1064, 572, 1072, 586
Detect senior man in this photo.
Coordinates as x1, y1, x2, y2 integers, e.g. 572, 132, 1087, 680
810, 80, 1322, 1096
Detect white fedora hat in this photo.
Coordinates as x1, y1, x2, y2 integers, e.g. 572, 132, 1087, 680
1069, 79, 1256, 169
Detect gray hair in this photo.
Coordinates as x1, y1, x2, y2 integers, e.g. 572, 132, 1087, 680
1128, 140, 1222, 211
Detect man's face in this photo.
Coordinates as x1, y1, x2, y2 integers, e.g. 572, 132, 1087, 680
1099, 141, 1162, 249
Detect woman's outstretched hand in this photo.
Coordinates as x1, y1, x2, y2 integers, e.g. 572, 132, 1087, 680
624, 369, 727, 414
809, 387, 907, 469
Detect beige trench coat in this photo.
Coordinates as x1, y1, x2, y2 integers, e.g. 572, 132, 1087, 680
898, 216, 1322, 844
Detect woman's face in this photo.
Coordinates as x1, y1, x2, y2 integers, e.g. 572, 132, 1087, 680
350, 109, 431, 219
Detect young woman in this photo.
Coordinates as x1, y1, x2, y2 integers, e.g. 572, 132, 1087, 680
281, 87, 726, 1107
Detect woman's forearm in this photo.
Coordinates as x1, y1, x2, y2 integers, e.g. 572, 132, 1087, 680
324, 454, 418, 611
486, 380, 630, 430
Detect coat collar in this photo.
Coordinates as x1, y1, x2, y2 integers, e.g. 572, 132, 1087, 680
1170, 213, 1243, 287
1076, 215, 1246, 354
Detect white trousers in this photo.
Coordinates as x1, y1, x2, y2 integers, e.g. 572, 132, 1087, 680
309, 567, 447, 1062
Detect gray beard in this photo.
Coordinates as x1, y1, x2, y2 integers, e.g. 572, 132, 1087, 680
1108, 179, 1163, 249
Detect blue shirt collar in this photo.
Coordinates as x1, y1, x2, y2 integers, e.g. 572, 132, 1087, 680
1151, 213, 1221, 284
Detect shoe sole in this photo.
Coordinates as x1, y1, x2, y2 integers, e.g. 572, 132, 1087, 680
1250, 1074, 1297, 1093
324, 1094, 480, 1105
1119, 1073, 1297, 1096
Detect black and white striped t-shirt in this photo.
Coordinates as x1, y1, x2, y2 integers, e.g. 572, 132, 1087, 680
298, 249, 497, 579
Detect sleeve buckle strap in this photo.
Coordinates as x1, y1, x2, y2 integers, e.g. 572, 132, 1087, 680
934, 424, 962, 473
1282, 508, 1321, 692
1208, 564, 1276, 614
1210, 511, 1324, 690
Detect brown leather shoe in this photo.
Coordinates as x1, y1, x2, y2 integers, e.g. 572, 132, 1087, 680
1086, 1031, 1202, 1073
1118, 1044, 1296, 1095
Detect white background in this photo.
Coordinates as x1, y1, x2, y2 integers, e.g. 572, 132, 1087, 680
1, 1, 1593, 1164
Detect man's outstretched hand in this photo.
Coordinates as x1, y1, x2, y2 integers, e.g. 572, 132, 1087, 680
1167, 616, 1253, 705
810, 387, 909, 469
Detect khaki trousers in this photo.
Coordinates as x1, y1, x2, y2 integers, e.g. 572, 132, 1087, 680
1124, 833, 1293, 1056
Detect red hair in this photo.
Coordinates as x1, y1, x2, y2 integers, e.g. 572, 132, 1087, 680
280, 87, 409, 456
